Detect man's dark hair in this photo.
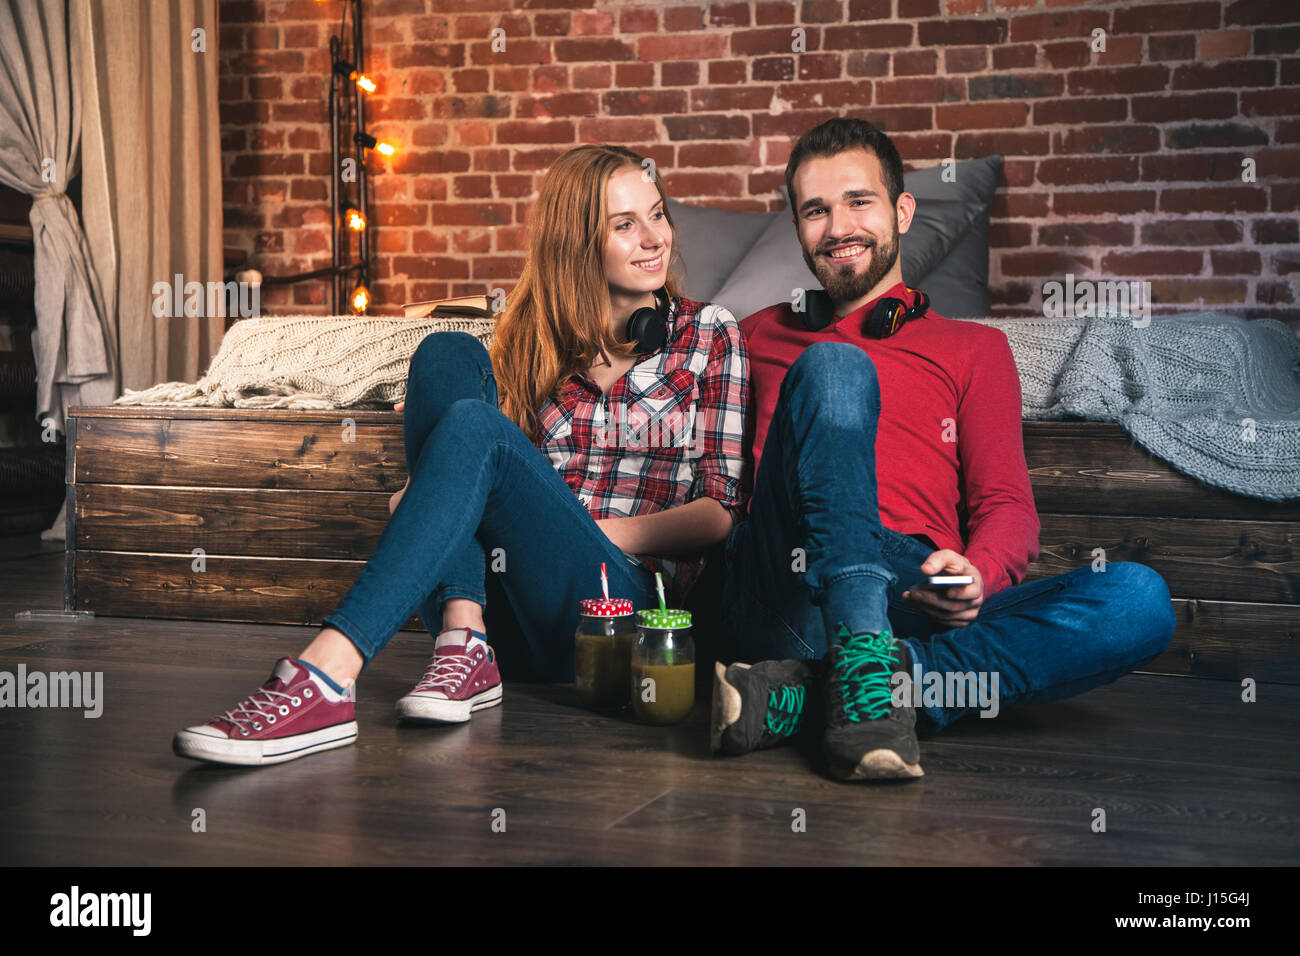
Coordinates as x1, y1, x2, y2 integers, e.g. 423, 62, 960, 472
785, 117, 905, 211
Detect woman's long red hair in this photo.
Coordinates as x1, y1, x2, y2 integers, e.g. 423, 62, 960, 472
490, 145, 685, 440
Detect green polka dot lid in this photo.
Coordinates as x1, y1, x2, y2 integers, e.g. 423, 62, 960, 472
637, 608, 691, 629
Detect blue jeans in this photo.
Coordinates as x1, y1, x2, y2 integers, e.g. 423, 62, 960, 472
721, 342, 1177, 734
323, 332, 658, 681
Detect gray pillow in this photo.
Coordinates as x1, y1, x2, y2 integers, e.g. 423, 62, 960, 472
709, 156, 1001, 321
665, 198, 771, 302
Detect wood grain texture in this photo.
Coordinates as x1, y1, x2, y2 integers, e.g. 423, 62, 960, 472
1, 549, 1297, 867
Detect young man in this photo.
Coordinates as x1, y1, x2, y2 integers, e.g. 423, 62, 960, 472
711, 117, 1175, 781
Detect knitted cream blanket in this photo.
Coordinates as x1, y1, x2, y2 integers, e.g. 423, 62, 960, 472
115, 315, 496, 410
116, 312, 1300, 500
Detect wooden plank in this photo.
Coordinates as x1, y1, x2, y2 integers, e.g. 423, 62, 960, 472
71, 415, 406, 491
64, 415, 76, 613
1022, 421, 1300, 520
75, 484, 392, 560
1028, 513, 1300, 603
1148, 598, 1300, 684
73, 550, 425, 632
68, 405, 400, 423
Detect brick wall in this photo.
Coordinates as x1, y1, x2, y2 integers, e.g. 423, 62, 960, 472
219, 0, 1300, 324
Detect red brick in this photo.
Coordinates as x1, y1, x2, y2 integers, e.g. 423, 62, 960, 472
1149, 34, 1197, 61
1042, 40, 1089, 70
392, 256, 470, 280
1140, 154, 1251, 182
679, 142, 762, 166
570, 64, 612, 89
1067, 66, 1170, 95
992, 191, 1050, 218
572, 10, 614, 35
1009, 10, 1108, 43
577, 117, 659, 141
515, 92, 599, 118
845, 52, 890, 77
989, 222, 1033, 247
935, 102, 1029, 129
969, 72, 1063, 99
1131, 92, 1239, 122
554, 38, 635, 62
944, 47, 989, 73
660, 61, 698, 85
993, 44, 1037, 70
824, 24, 913, 49
1033, 97, 1126, 125
664, 5, 706, 31
898, 0, 939, 15
691, 87, 773, 111
1054, 125, 1161, 154
1052, 190, 1157, 215
895, 49, 939, 76
389, 43, 464, 70
709, 61, 748, 84
955, 130, 1050, 156
777, 80, 873, 109
615, 63, 655, 87
1164, 122, 1269, 149
534, 12, 572, 36
1171, 60, 1276, 90
1225, 0, 1299, 26
605, 89, 689, 115
1000, 158, 1036, 186
731, 27, 815, 55
919, 19, 1007, 46
1100, 250, 1205, 275
1147, 279, 1248, 306
848, 0, 892, 19
429, 203, 512, 227
452, 69, 490, 93
999, 250, 1095, 275
229, 154, 303, 177
1241, 88, 1300, 116
876, 77, 965, 105
1210, 250, 1261, 273
1253, 218, 1300, 243
889, 132, 953, 160
376, 205, 428, 227
618, 8, 657, 33
755, 2, 798, 26
497, 120, 576, 144
637, 33, 727, 60
664, 114, 752, 140
1037, 222, 1134, 246
754, 57, 796, 81
473, 256, 528, 280
801, 0, 842, 22
1199, 30, 1252, 59
444, 229, 487, 254
1037, 157, 1139, 185
1116, 2, 1222, 33
797, 53, 843, 80
1159, 187, 1268, 213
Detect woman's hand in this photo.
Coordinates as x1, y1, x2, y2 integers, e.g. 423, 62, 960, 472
902, 550, 985, 628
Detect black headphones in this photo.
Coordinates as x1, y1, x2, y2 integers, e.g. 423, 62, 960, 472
625, 288, 671, 355
799, 286, 930, 338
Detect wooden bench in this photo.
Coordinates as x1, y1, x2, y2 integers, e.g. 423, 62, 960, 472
63, 406, 1300, 684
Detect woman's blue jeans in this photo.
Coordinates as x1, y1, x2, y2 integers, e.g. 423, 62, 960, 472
720, 342, 1177, 734
323, 332, 658, 681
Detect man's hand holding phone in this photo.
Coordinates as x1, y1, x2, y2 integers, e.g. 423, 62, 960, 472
902, 549, 985, 628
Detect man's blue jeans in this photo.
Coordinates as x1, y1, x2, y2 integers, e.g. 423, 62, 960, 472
721, 342, 1177, 734
323, 332, 658, 681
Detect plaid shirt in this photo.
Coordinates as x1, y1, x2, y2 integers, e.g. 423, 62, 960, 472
534, 296, 749, 605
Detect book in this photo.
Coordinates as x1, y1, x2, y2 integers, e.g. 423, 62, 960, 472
402, 294, 496, 319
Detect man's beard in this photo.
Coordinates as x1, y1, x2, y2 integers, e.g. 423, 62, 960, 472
801, 217, 901, 308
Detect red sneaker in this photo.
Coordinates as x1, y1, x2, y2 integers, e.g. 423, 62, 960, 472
173, 658, 358, 766
396, 628, 503, 723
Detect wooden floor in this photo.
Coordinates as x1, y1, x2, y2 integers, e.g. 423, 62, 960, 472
1, 532, 1296, 867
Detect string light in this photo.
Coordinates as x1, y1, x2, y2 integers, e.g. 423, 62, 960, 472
351, 70, 376, 93
345, 207, 366, 232
350, 284, 370, 314
355, 132, 395, 156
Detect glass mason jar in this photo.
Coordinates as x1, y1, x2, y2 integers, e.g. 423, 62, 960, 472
630, 608, 695, 725
573, 598, 636, 711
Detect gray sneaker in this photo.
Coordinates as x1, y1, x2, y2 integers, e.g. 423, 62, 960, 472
711, 658, 815, 755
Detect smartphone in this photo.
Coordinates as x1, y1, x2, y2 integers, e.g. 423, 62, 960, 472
910, 574, 974, 590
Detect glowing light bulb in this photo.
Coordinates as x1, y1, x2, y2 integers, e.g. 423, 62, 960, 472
375, 140, 395, 157
351, 71, 376, 94
345, 208, 366, 232
350, 284, 369, 314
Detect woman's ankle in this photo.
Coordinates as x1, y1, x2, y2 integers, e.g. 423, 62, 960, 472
441, 598, 486, 634
298, 627, 364, 686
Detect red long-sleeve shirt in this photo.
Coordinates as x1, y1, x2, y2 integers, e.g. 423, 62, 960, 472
740, 281, 1040, 597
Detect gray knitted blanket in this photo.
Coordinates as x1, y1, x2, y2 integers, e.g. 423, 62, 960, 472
116, 311, 1300, 501
966, 312, 1300, 501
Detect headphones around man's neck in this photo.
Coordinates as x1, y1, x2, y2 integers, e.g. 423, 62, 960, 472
799, 285, 930, 338
625, 287, 671, 355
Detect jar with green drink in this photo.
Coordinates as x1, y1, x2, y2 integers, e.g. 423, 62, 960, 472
573, 596, 636, 711
630, 601, 695, 725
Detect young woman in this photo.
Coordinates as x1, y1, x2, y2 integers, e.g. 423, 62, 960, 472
173, 145, 750, 765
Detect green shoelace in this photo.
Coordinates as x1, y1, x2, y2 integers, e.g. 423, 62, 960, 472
833, 623, 898, 722
765, 685, 806, 737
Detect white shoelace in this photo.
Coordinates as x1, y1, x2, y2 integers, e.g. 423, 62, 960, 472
221, 687, 301, 732
413, 654, 475, 693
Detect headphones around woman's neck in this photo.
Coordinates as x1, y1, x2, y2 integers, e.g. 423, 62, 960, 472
799, 285, 930, 338
625, 288, 671, 355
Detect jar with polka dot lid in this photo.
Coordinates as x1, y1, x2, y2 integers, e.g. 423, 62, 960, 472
573, 596, 636, 711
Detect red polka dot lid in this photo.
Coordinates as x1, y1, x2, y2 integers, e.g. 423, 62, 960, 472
579, 598, 634, 617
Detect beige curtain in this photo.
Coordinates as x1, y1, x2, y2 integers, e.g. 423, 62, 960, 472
77, 0, 224, 396
0, 0, 115, 436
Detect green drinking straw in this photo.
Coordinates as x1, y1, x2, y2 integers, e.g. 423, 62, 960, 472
655, 572, 666, 611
